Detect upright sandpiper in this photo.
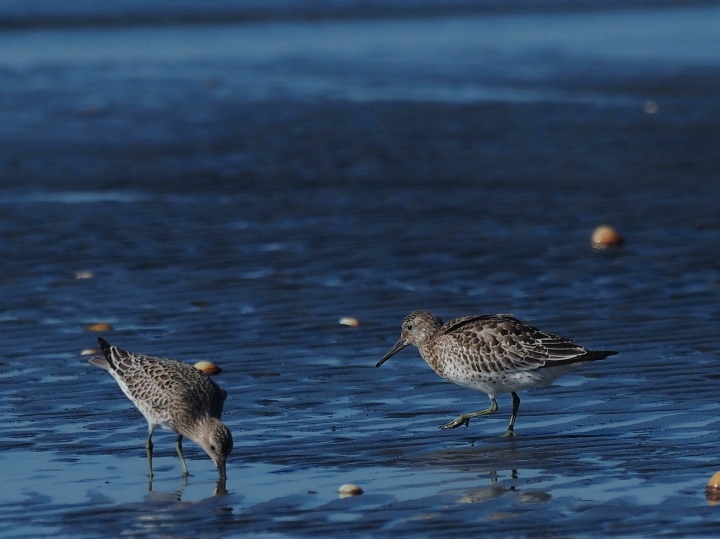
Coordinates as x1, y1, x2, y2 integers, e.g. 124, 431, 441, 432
89, 338, 233, 479
377, 311, 616, 436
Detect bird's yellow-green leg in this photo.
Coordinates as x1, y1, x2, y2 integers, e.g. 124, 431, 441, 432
441, 397, 499, 430
502, 392, 521, 437
146, 433, 154, 479
176, 435, 190, 476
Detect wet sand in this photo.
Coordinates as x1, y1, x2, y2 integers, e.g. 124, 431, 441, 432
1, 5, 720, 537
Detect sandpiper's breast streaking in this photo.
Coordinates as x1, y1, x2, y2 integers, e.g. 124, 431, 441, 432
377, 311, 616, 436
89, 338, 232, 479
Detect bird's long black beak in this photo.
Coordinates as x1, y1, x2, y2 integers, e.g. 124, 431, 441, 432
214, 478, 228, 496
376, 339, 409, 367
217, 459, 227, 480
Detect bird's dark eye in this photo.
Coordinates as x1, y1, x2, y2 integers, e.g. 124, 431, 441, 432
211, 445, 216, 451
407, 324, 413, 330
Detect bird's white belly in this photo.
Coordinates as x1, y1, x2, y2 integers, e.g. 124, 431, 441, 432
440, 363, 576, 397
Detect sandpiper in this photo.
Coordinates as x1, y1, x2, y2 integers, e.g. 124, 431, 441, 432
89, 338, 233, 479
377, 311, 616, 436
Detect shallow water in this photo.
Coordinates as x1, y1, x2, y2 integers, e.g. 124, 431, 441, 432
2, 2, 720, 537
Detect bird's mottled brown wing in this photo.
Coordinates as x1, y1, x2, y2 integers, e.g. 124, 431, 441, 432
439, 314, 591, 372
103, 341, 226, 420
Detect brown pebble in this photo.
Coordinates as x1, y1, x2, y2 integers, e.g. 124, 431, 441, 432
75, 271, 94, 279
339, 317, 359, 327
80, 348, 101, 356
194, 361, 222, 376
338, 484, 363, 498
591, 225, 624, 249
85, 323, 113, 332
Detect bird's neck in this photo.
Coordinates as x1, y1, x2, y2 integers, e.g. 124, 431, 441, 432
416, 333, 437, 360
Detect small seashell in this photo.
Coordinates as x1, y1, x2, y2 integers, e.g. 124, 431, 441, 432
707, 471, 720, 505
194, 361, 222, 375
707, 471, 720, 490
591, 225, 624, 249
81, 348, 101, 356
85, 323, 113, 332
338, 484, 363, 498
75, 271, 94, 279
339, 317, 359, 327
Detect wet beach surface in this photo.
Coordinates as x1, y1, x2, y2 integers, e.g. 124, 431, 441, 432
2, 3, 720, 537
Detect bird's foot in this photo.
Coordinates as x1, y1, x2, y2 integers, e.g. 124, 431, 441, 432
440, 416, 470, 430
501, 429, 516, 438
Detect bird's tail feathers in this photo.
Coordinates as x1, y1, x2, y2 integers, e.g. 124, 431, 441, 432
542, 349, 617, 368
88, 355, 111, 370
96, 337, 127, 370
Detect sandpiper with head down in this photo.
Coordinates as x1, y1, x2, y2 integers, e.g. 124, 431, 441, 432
89, 338, 233, 479
377, 311, 616, 436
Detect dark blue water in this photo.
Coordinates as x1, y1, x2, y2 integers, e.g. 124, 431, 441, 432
2, 2, 720, 537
